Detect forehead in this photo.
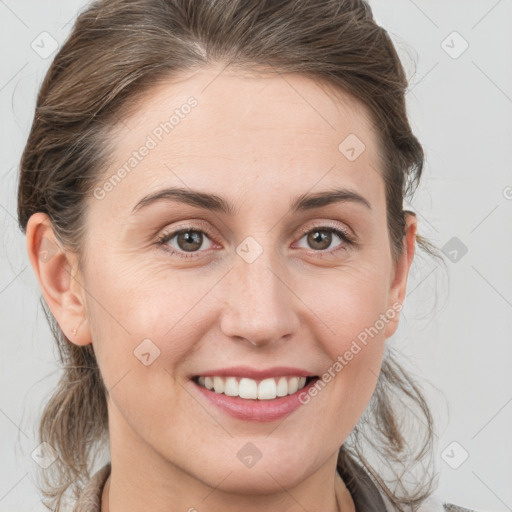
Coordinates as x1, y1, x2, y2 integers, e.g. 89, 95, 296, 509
93, 64, 385, 217
116, 64, 379, 149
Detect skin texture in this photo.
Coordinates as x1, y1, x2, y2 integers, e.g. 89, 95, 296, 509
26, 63, 417, 512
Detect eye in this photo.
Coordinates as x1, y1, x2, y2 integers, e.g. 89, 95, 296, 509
156, 223, 356, 260
156, 227, 214, 259
295, 225, 355, 255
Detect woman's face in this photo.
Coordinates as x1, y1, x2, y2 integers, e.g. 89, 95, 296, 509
32, 64, 416, 499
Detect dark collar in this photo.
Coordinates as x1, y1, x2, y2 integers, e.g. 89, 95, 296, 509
337, 454, 389, 511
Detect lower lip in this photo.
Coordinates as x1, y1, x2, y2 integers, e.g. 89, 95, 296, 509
191, 378, 319, 422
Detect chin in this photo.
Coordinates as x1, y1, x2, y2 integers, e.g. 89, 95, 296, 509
215, 471, 302, 495
197, 457, 312, 495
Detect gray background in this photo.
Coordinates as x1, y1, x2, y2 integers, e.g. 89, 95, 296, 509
1, 1, 511, 510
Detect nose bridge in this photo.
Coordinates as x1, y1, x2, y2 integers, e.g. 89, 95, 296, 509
220, 234, 299, 346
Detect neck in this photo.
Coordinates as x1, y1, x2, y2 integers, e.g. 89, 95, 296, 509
101, 470, 354, 512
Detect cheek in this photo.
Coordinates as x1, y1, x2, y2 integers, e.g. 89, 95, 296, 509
299, 263, 391, 422
307, 262, 391, 355
83, 255, 221, 386
84, 248, 199, 336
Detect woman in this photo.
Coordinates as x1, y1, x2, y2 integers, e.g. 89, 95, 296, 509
18, 0, 476, 510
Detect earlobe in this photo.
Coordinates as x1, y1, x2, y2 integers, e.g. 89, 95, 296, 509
25, 212, 92, 346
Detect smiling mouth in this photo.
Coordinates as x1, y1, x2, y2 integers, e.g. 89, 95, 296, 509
191, 375, 319, 400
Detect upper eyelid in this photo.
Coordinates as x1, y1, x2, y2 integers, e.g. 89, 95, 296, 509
159, 220, 352, 238
296, 221, 353, 237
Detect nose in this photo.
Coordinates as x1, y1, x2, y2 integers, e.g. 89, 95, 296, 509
219, 246, 301, 348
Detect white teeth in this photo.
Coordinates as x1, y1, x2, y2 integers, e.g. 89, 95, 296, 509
204, 376, 214, 390
257, 378, 277, 400
276, 376, 288, 397
213, 376, 225, 394
224, 377, 239, 396
288, 376, 299, 394
239, 378, 258, 399
196, 375, 310, 399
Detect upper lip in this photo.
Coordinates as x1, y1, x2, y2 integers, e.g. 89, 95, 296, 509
192, 366, 316, 380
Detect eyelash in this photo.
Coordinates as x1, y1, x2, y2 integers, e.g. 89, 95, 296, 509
155, 224, 356, 260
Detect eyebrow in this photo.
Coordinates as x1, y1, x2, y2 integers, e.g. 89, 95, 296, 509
131, 186, 371, 215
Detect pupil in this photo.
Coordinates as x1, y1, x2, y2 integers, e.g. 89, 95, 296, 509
179, 231, 202, 251
309, 230, 330, 250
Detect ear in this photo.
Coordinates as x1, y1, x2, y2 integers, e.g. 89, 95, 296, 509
384, 211, 417, 339
25, 212, 92, 346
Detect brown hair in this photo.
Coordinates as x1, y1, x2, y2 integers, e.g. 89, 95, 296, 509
17, 0, 446, 510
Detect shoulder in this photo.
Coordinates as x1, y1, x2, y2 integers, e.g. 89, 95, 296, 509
72, 462, 111, 512
336, 455, 481, 512
416, 494, 480, 512
442, 504, 480, 512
